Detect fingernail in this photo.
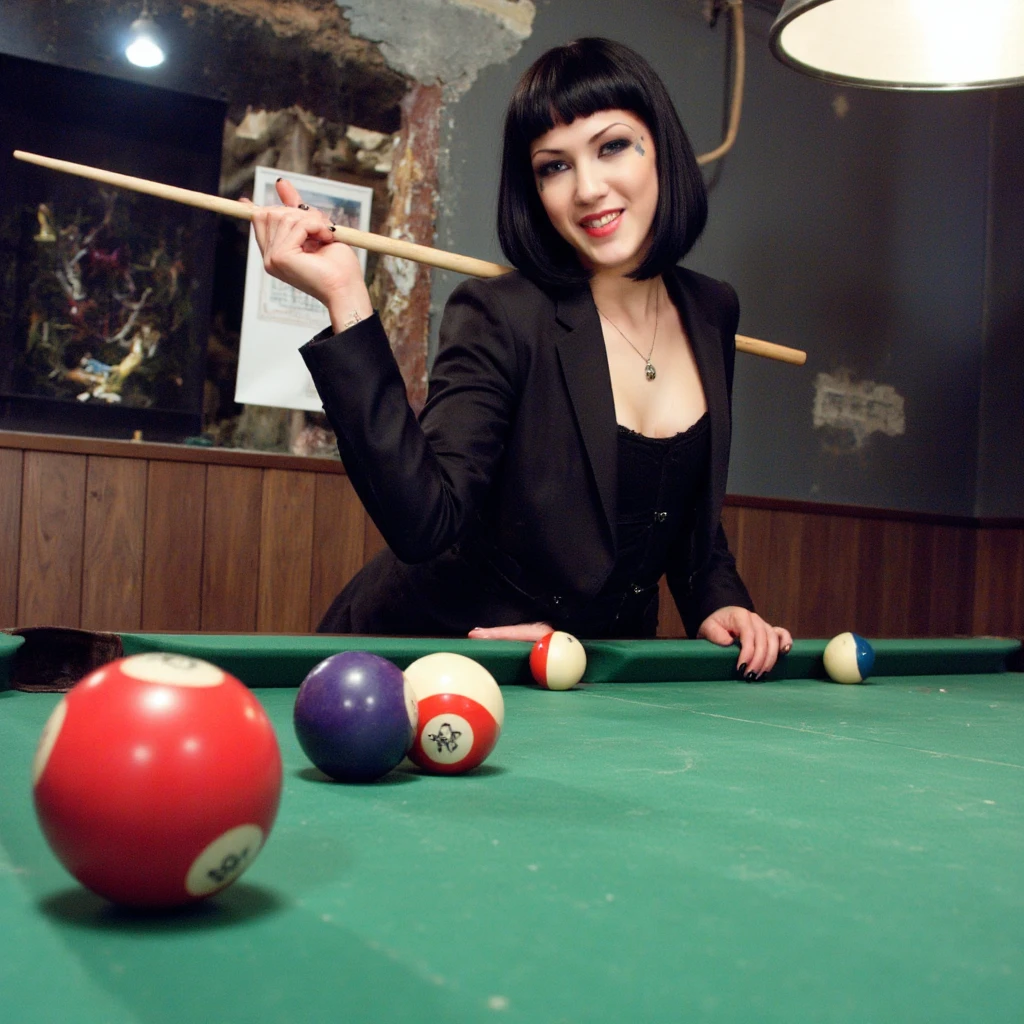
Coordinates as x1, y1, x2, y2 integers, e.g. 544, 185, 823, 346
738, 663, 747, 674
328, 225, 336, 232
756, 671, 765, 681
745, 671, 757, 681
276, 177, 282, 183
298, 203, 310, 211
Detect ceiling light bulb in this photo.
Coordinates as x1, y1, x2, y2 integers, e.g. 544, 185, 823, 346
125, 16, 165, 68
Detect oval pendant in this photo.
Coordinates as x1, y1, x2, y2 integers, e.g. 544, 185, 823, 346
645, 362, 656, 381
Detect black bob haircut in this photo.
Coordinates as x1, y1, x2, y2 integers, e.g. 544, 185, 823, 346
497, 38, 708, 292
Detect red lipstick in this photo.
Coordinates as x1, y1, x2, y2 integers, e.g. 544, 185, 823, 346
579, 209, 622, 237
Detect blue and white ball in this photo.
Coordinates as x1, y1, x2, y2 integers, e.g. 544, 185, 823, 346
822, 632, 875, 684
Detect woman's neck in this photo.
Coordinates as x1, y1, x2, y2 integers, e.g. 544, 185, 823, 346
589, 271, 663, 327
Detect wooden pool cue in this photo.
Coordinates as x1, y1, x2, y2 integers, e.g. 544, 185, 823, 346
13, 150, 807, 366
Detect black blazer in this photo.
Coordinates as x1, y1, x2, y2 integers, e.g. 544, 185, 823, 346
301, 265, 752, 637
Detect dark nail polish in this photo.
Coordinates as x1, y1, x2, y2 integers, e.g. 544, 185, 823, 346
745, 671, 757, 681
738, 663, 747, 674
298, 203, 309, 210
276, 177, 282, 182
328, 225, 336, 232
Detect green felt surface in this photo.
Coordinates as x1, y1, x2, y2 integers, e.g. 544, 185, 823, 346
1, 661, 1022, 1023
113, 633, 1021, 686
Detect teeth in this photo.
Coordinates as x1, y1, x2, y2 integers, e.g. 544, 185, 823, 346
584, 211, 619, 229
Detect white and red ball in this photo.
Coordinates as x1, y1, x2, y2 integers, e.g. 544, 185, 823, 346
530, 631, 587, 690
403, 652, 504, 775
32, 652, 282, 908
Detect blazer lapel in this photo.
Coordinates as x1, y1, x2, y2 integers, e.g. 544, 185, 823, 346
665, 269, 730, 563
547, 272, 731, 566
552, 287, 617, 543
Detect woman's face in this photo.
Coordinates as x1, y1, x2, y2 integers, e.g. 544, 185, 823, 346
529, 109, 658, 277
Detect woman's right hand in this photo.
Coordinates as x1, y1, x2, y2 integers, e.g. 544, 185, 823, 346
243, 179, 373, 332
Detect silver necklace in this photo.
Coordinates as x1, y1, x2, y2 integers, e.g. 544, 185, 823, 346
597, 287, 660, 381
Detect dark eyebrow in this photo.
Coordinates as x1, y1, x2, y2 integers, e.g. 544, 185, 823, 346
531, 121, 636, 158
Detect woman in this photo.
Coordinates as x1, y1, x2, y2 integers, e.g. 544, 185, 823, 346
249, 38, 792, 679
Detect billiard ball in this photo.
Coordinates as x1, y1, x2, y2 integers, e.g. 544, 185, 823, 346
403, 652, 504, 775
823, 632, 876, 684
294, 651, 418, 783
32, 653, 282, 908
530, 630, 587, 690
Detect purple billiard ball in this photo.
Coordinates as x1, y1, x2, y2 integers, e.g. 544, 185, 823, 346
294, 652, 418, 782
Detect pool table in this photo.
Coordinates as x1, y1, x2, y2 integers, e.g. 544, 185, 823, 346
1, 631, 1021, 1023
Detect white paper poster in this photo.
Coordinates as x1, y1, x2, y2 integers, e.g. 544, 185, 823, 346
235, 167, 374, 411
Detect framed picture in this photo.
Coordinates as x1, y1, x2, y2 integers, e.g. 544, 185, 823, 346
235, 167, 374, 412
0, 54, 223, 442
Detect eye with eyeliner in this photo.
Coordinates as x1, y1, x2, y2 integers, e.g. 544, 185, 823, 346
600, 137, 631, 156
533, 136, 635, 180
535, 159, 568, 179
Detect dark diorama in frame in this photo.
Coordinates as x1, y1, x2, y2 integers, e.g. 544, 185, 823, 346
0, 53, 225, 442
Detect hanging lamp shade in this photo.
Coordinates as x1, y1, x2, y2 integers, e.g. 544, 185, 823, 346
769, 0, 1024, 91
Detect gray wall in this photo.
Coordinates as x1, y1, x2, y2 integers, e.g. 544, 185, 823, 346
977, 90, 1024, 518
432, 0, 1022, 518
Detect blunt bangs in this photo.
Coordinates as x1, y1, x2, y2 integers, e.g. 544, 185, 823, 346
508, 47, 653, 154
498, 38, 708, 292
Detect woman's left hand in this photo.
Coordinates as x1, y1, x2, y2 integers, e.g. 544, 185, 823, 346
467, 622, 554, 642
697, 607, 793, 680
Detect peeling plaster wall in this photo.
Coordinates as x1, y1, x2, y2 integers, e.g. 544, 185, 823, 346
336, 0, 536, 410
339, 0, 534, 92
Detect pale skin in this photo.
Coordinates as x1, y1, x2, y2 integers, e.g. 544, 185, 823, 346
245, 108, 792, 677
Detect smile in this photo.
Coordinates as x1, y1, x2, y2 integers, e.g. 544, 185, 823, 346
579, 210, 622, 236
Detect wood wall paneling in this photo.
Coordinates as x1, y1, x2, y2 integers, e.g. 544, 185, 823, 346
201, 465, 263, 632
854, 518, 886, 638
793, 514, 832, 637
310, 474, 367, 631
18, 451, 87, 628
257, 469, 316, 633
727, 505, 774, 620
2, 433, 1021, 641
0, 449, 23, 628
764, 510, 804, 633
905, 521, 938, 638
80, 456, 148, 632
973, 527, 1024, 636
879, 520, 915, 637
826, 516, 862, 635
142, 461, 207, 631
944, 526, 978, 637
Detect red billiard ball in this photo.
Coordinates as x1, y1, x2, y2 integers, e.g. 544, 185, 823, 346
530, 631, 587, 690
294, 651, 418, 783
403, 653, 504, 775
32, 653, 282, 908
